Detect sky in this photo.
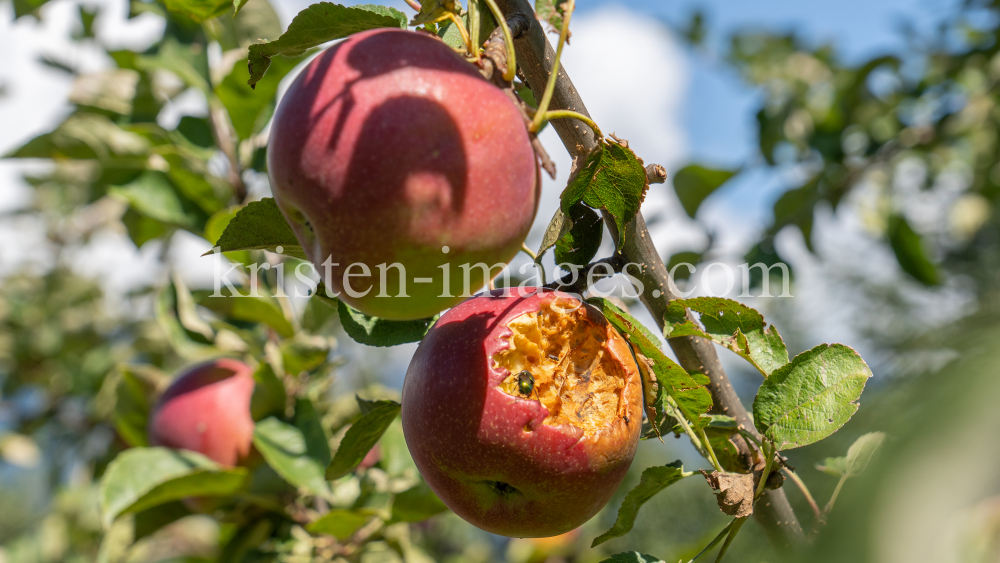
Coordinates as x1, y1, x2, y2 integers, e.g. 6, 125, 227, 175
0, 0, 972, 387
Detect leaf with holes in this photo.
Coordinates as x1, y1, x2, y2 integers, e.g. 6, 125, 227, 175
208, 198, 306, 259
753, 344, 872, 450
325, 400, 400, 480
591, 462, 688, 546
664, 297, 789, 376
247, 3, 406, 87
561, 137, 648, 250
588, 297, 712, 428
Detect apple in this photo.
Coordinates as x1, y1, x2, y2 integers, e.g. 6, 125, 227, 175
268, 28, 538, 321
401, 288, 644, 537
148, 358, 256, 467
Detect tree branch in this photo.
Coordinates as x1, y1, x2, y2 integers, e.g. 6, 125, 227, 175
496, 0, 806, 553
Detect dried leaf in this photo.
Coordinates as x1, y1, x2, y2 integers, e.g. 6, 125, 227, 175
701, 470, 754, 518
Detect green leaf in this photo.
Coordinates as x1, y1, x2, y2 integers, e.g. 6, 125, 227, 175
663, 297, 789, 376
535, 0, 568, 31
588, 297, 712, 428
253, 417, 331, 496
247, 3, 406, 88
325, 400, 400, 480
210, 198, 307, 259
109, 171, 199, 229
306, 509, 369, 539
68, 69, 140, 115
338, 300, 436, 347
887, 214, 939, 286
111, 365, 165, 447
295, 398, 332, 467
591, 462, 688, 547
844, 431, 886, 477
204, 207, 251, 265
438, 7, 495, 50
217, 52, 309, 141
133, 502, 192, 541
122, 208, 170, 248
137, 38, 211, 93
163, 0, 231, 23
282, 334, 332, 375
598, 554, 666, 563
391, 481, 449, 522
194, 287, 295, 338
7, 112, 150, 160
815, 456, 847, 477
555, 202, 603, 267
99, 447, 248, 527
160, 150, 228, 215
753, 344, 873, 450
561, 137, 648, 250
672, 164, 736, 218
250, 361, 286, 420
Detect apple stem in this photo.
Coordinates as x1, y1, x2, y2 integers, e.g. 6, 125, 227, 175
520, 242, 537, 260
783, 468, 822, 522
483, 0, 517, 81
530, 0, 575, 133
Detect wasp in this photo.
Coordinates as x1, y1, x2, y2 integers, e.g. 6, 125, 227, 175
516, 370, 535, 396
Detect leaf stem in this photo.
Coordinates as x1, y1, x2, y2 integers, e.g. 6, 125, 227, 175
754, 441, 775, 500
783, 468, 821, 521
530, 0, 574, 132
665, 395, 707, 458
688, 518, 736, 563
540, 109, 602, 139
482, 0, 516, 81
468, 0, 482, 57
698, 426, 724, 473
446, 12, 473, 57
712, 517, 747, 563
822, 474, 848, 519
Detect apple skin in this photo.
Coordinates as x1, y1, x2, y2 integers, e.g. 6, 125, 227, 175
401, 288, 644, 537
148, 358, 256, 467
267, 28, 538, 321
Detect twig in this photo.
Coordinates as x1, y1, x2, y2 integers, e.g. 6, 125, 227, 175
688, 518, 736, 563
646, 163, 667, 184
494, 0, 806, 553
783, 468, 821, 522
713, 517, 747, 563
530, 0, 574, 132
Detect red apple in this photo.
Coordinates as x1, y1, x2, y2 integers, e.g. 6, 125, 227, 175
148, 358, 256, 467
268, 28, 538, 321
401, 288, 644, 537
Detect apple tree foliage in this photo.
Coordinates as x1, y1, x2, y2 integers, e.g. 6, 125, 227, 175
12, 0, 1000, 560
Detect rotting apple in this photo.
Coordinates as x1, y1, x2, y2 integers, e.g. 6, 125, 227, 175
267, 28, 538, 321
148, 358, 256, 467
401, 288, 644, 537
